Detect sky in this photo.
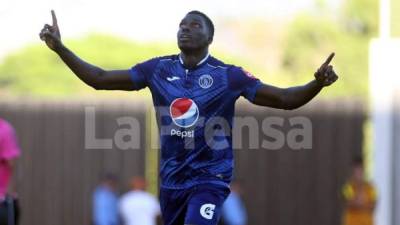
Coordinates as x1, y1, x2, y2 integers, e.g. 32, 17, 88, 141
0, 0, 343, 60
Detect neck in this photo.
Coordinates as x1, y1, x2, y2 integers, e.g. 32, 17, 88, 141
180, 48, 209, 69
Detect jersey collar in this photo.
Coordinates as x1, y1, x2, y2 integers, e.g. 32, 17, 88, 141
178, 53, 210, 69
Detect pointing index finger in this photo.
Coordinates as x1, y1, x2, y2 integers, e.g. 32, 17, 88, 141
322, 52, 335, 67
51, 10, 58, 26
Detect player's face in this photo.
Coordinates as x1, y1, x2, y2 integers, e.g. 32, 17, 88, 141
177, 14, 211, 52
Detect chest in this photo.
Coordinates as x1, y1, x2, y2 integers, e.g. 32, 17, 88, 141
149, 64, 229, 106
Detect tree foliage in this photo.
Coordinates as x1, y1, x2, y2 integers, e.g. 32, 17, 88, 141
0, 34, 176, 97
0, 0, 379, 99
281, 0, 378, 98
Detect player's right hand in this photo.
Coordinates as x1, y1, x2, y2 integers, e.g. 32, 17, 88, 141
39, 10, 62, 51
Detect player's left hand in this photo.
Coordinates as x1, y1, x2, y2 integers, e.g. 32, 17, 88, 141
314, 53, 338, 87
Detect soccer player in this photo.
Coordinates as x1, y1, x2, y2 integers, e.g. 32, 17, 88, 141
39, 10, 338, 225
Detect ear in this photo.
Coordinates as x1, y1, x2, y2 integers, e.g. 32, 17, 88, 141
208, 36, 213, 44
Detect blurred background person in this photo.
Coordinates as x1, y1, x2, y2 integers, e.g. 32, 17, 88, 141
220, 180, 247, 225
0, 118, 21, 225
342, 156, 376, 225
93, 173, 119, 225
119, 176, 160, 225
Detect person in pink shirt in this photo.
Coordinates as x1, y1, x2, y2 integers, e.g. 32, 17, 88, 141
0, 118, 21, 225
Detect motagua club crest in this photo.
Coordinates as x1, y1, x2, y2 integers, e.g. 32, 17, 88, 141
198, 74, 213, 89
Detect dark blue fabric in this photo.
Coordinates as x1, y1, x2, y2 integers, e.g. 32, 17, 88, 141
160, 184, 230, 225
130, 54, 262, 189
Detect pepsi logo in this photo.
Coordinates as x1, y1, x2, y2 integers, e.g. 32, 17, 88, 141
170, 98, 199, 128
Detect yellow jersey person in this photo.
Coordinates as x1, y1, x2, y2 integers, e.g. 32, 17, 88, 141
343, 157, 377, 225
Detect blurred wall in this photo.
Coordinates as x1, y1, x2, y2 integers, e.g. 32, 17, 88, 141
233, 100, 364, 225
0, 100, 146, 225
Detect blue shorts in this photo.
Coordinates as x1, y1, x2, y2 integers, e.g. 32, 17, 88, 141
159, 184, 230, 225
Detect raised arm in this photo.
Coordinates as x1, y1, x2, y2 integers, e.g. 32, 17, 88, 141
39, 10, 134, 91
253, 53, 338, 110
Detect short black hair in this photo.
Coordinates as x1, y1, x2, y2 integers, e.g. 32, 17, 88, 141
187, 10, 214, 40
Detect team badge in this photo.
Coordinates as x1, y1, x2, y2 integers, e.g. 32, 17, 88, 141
198, 74, 213, 89
170, 98, 199, 128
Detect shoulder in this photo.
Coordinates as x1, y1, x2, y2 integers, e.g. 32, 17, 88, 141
139, 191, 156, 199
130, 55, 179, 85
145, 192, 158, 200
205, 56, 247, 74
134, 54, 178, 69
119, 191, 135, 206
205, 56, 230, 70
158, 54, 179, 62
150, 54, 180, 66
137, 191, 158, 204
121, 190, 135, 199
226, 65, 258, 86
227, 65, 257, 78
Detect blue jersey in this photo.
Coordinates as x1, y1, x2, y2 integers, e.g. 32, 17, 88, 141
129, 54, 261, 189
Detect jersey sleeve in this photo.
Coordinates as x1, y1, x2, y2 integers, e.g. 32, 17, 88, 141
228, 66, 262, 102
129, 58, 161, 90
0, 121, 21, 160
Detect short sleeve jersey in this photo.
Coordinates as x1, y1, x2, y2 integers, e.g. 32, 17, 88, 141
130, 54, 261, 189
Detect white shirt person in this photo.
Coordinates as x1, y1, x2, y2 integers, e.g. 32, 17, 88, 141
119, 177, 160, 225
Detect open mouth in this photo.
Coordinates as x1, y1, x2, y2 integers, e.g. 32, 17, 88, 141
179, 34, 191, 41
